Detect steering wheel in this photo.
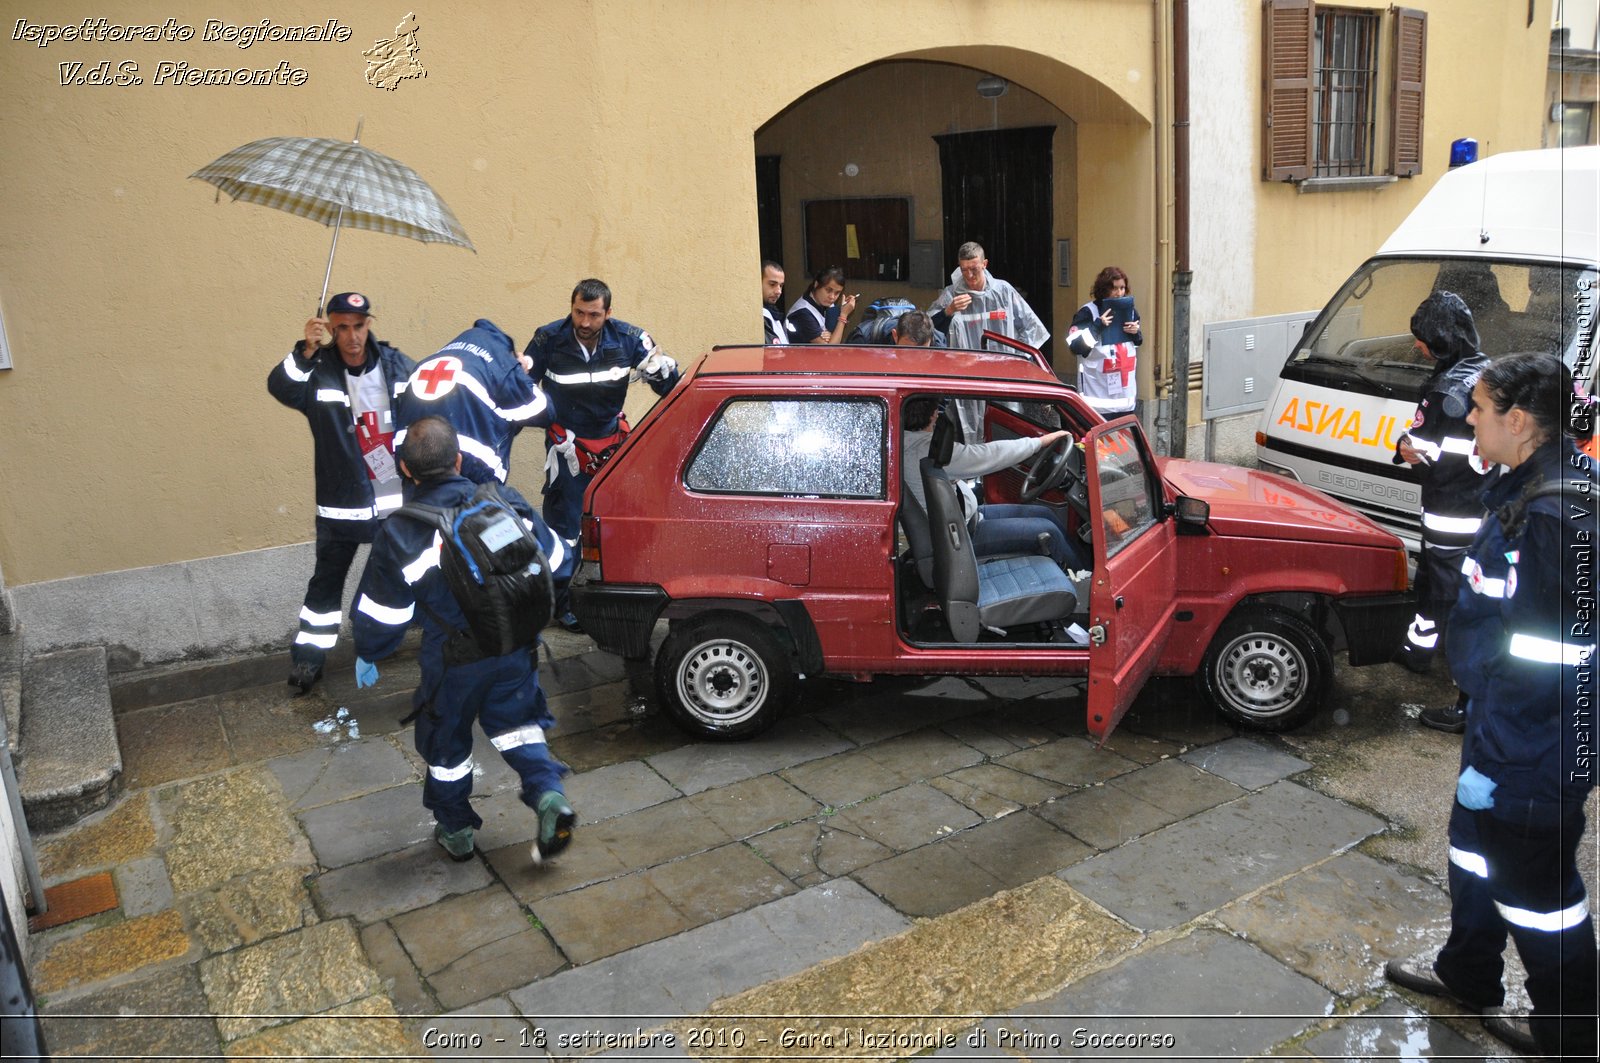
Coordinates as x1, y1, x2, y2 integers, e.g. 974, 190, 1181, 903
1019, 436, 1076, 503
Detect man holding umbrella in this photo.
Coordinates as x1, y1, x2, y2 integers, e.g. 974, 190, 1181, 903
268, 292, 415, 695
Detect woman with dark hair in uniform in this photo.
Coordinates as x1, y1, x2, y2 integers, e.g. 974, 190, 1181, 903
1386, 350, 1597, 1060
785, 266, 858, 345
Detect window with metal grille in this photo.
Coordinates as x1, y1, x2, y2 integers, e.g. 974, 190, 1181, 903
1262, 1, 1426, 183
1312, 9, 1378, 176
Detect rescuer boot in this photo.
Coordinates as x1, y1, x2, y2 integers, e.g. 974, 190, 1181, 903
1419, 703, 1467, 734
1480, 1007, 1537, 1056
287, 661, 322, 696
531, 790, 575, 864
1383, 956, 1498, 1011
434, 824, 475, 862
1419, 690, 1469, 734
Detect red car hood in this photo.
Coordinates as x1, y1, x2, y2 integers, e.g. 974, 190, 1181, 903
1161, 458, 1400, 548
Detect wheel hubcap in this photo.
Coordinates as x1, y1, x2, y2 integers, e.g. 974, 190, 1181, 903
677, 638, 767, 726
1218, 633, 1304, 718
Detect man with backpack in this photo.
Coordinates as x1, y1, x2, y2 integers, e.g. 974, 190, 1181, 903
351, 415, 577, 866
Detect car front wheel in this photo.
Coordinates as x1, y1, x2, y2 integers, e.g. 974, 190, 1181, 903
1199, 607, 1330, 732
655, 616, 793, 740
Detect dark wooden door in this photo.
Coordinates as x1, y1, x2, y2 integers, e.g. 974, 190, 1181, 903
756, 154, 783, 266
934, 126, 1055, 360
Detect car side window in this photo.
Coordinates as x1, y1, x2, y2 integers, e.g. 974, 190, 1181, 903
1095, 424, 1157, 556
686, 398, 885, 498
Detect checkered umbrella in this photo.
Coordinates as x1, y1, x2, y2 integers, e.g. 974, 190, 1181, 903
190, 120, 473, 315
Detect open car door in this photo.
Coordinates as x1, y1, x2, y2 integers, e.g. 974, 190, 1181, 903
1082, 417, 1179, 741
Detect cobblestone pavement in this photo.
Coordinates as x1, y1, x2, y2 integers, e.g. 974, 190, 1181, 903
29, 630, 1583, 1061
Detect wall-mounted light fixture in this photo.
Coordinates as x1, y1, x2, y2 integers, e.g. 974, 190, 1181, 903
1550, 101, 1565, 123
976, 76, 1009, 99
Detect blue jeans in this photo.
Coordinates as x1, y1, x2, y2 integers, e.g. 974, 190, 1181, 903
971, 504, 1085, 570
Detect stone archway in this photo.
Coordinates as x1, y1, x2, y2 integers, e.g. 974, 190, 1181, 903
752, 51, 1152, 364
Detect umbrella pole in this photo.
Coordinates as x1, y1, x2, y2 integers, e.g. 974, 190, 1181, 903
316, 204, 345, 318
315, 120, 362, 318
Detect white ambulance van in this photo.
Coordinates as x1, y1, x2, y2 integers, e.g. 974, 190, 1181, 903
1255, 147, 1598, 552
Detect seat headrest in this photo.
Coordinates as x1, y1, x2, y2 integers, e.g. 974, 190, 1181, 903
929, 406, 957, 467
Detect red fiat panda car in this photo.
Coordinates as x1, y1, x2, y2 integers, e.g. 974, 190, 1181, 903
571, 342, 1411, 742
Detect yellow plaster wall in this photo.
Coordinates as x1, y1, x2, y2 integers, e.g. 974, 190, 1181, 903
1251, 0, 1554, 316
0, 0, 1156, 585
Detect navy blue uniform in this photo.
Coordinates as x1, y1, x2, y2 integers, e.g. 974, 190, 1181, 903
1437, 438, 1597, 1058
1393, 352, 1493, 669
763, 303, 793, 345
396, 320, 548, 485
352, 475, 575, 834
785, 293, 837, 345
524, 315, 679, 543
267, 334, 415, 669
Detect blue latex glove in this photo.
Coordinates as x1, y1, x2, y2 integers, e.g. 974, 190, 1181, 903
355, 657, 379, 689
1457, 766, 1497, 810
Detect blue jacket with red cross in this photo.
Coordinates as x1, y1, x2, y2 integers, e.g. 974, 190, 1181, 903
396, 319, 550, 485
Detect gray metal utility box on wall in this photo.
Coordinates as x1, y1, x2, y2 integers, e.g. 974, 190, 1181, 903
1196, 310, 1318, 461
1201, 310, 1319, 419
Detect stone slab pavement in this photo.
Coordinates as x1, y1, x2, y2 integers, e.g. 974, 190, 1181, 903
28, 632, 1571, 1061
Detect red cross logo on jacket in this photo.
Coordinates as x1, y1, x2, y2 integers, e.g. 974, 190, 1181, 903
412, 356, 461, 398
1101, 344, 1136, 387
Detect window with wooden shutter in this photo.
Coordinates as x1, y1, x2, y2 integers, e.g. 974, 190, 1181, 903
1263, 0, 1314, 181
1264, 3, 1426, 183
1389, 7, 1427, 176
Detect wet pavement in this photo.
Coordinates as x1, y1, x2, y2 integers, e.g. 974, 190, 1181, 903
27, 629, 1593, 1061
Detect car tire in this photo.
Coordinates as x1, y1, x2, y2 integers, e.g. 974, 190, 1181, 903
655, 616, 793, 740
1199, 607, 1330, 732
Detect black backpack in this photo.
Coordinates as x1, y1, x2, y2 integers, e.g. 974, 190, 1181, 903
395, 483, 554, 661
847, 298, 918, 344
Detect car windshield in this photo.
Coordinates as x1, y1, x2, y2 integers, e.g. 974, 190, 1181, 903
1281, 258, 1597, 400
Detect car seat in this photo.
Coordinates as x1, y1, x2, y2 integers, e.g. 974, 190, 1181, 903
921, 458, 1078, 642
897, 406, 958, 588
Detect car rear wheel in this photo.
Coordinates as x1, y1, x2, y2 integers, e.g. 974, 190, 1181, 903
1199, 607, 1329, 731
655, 616, 793, 740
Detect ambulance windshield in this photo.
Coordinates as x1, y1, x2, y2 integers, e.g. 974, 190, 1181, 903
1282, 258, 1597, 400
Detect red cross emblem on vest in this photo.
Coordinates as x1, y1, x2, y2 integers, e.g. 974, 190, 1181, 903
1101, 343, 1136, 388
412, 356, 461, 399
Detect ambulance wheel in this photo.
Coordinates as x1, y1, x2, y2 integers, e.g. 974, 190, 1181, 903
656, 616, 792, 740
1200, 607, 1329, 732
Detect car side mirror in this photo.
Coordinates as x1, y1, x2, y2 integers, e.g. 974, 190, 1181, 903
1174, 495, 1209, 535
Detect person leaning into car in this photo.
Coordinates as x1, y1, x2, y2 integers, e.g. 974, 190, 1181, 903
901, 396, 1086, 573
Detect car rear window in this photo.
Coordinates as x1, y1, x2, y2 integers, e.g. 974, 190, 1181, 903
686, 398, 885, 498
